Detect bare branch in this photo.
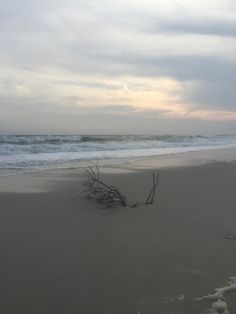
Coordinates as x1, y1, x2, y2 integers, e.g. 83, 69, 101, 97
145, 172, 160, 205
83, 162, 127, 207
83, 162, 160, 208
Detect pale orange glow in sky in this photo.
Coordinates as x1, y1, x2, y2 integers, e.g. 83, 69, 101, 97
187, 110, 236, 121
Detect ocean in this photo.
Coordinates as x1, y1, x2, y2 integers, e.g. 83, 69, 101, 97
0, 134, 236, 172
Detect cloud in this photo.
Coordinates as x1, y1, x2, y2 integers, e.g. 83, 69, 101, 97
0, 0, 236, 134
185, 81, 236, 111
155, 19, 236, 38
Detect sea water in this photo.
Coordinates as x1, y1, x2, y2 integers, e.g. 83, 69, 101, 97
0, 134, 236, 172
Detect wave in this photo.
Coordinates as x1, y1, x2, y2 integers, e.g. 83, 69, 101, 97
0, 134, 236, 169
0, 134, 209, 145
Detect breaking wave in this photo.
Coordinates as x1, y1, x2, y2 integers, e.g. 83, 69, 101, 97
0, 134, 236, 169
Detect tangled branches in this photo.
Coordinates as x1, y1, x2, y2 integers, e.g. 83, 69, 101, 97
83, 161, 127, 207
83, 161, 159, 208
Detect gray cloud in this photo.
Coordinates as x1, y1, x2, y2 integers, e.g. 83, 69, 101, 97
1, 100, 235, 135
87, 54, 235, 111
149, 18, 236, 38
103, 54, 235, 82
0, 0, 236, 134
60, 81, 121, 90
185, 81, 236, 110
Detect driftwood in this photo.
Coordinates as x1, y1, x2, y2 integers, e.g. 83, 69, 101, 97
145, 172, 160, 205
83, 161, 159, 208
83, 161, 127, 207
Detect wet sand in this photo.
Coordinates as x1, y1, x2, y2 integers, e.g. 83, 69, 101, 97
0, 151, 236, 314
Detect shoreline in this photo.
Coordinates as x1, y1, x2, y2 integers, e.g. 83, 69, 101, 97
1, 145, 236, 180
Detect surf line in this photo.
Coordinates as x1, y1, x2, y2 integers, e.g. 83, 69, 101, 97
194, 277, 236, 314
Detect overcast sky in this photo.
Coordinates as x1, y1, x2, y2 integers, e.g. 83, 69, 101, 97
0, 0, 235, 134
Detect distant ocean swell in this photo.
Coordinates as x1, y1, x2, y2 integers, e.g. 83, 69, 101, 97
0, 134, 236, 170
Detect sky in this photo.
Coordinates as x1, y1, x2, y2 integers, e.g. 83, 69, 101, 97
0, 0, 235, 134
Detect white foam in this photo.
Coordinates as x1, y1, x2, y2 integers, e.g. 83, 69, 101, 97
211, 300, 229, 314
195, 277, 236, 314
1, 134, 236, 170
162, 294, 185, 304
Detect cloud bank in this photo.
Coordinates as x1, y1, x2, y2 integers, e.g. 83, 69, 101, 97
0, 0, 235, 134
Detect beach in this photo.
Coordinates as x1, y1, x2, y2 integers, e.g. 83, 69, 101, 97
1, 148, 236, 314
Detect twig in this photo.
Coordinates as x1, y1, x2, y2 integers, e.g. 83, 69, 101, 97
83, 162, 127, 207
83, 162, 160, 208
145, 172, 159, 205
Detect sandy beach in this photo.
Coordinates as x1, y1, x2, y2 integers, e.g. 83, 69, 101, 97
1, 149, 236, 314
1, 0, 236, 311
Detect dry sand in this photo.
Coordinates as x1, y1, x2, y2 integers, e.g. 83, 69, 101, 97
0, 149, 236, 314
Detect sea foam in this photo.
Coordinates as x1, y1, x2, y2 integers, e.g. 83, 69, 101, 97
0, 134, 236, 171
195, 277, 236, 314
